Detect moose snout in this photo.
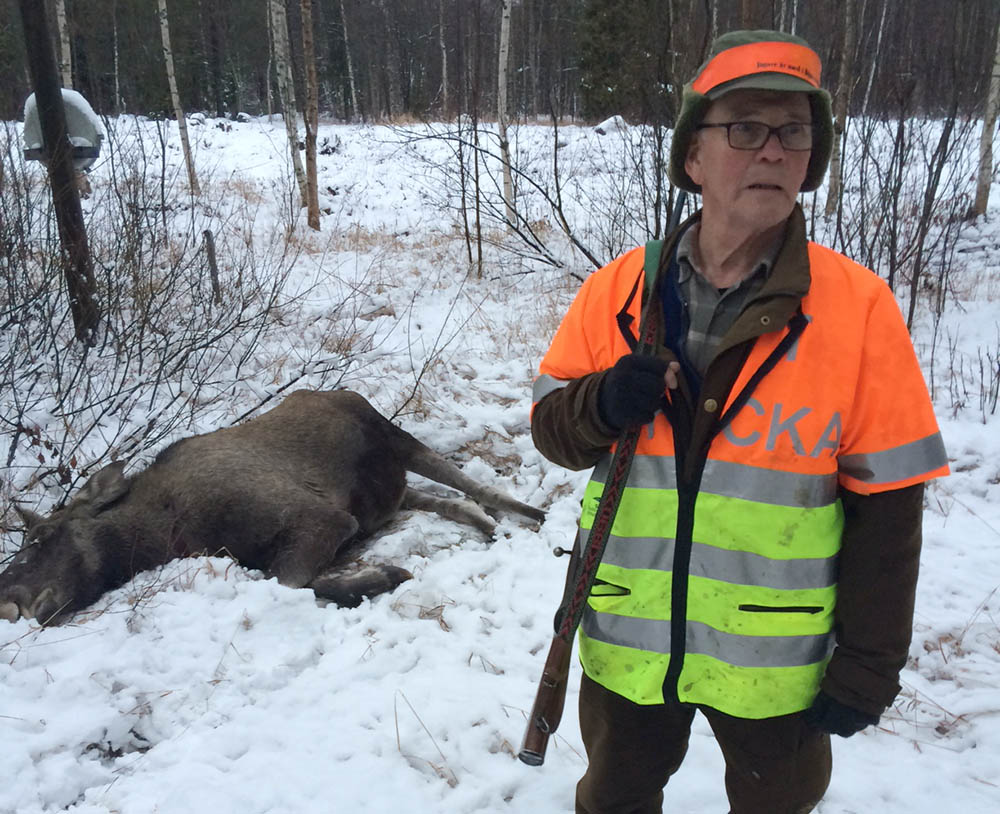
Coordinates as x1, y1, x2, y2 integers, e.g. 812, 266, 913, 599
29, 587, 65, 626
0, 600, 20, 623
0, 584, 72, 625
0, 584, 53, 624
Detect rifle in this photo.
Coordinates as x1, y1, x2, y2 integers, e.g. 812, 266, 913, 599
518, 189, 688, 767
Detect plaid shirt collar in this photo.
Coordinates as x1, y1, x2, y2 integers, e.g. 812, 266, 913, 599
671, 221, 785, 380
675, 222, 781, 289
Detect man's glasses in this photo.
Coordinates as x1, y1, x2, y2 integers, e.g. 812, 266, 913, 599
695, 121, 814, 151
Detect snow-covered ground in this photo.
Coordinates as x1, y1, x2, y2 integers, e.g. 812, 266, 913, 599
1, 116, 999, 813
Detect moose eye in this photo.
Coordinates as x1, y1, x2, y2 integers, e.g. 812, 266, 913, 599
12, 541, 39, 566
28, 524, 54, 544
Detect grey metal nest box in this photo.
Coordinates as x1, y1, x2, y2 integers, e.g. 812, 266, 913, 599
23, 88, 104, 171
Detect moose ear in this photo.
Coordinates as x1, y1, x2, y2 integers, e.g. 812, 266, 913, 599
13, 503, 45, 532
78, 461, 130, 510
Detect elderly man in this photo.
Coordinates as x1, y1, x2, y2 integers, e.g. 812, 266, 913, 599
530, 30, 949, 814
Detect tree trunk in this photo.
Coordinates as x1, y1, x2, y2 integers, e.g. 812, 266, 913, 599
55, 0, 71, 86
439, 0, 449, 117
779, 0, 799, 35
266, 1, 274, 118
860, 0, 888, 116
157, 0, 200, 196
339, 0, 359, 120
497, 0, 514, 228
973, 20, 1000, 217
113, 0, 123, 113
825, 0, 855, 217
455, 0, 466, 115
19, 0, 100, 344
206, 1, 225, 118
300, 0, 320, 230
376, 0, 404, 117
269, 0, 307, 206
740, 0, 765, 28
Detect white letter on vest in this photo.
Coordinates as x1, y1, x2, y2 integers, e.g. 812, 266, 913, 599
723, 398, 765, 447
809, 412, 842, 458
766, 404, 811, 455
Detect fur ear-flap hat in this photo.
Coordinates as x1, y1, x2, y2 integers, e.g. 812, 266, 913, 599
668, 29, 834, 194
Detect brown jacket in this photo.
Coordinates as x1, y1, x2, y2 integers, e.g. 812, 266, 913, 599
532, 206, 923, 716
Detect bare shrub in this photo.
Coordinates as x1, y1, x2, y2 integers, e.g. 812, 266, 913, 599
0, 118, 378, 530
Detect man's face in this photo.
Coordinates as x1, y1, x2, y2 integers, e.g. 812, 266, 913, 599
685, 89, 812, 237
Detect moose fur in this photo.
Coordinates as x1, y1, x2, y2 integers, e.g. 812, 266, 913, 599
0, 389, 544, 625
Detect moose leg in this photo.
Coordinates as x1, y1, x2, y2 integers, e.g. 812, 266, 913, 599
267, 507, 360, 589
402, 487, 496, 536
308, 563, 413, 608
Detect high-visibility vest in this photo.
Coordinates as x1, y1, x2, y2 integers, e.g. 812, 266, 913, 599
533, 241, 949, 719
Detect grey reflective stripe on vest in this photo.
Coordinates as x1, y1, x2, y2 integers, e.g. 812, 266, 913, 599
532, 374, 571, 403
582, 608, 834, 668
592, 455, 838, 508
584, 527, 837, 590
582, 608, 671, 654
687, 619, 833, 668
839, 432, 948, 486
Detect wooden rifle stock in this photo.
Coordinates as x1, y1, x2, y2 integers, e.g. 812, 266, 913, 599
518, 634, 572, 766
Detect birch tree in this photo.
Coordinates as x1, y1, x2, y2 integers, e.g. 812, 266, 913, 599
497, 0, 514, 227
157, 0, 200, 195
779, 0, 798, 35
439, 0, 449, 117
860, 0, 888, 116
300, 0, 320, 230
973, 20, 1000, 217
269, 0, 307, 206
55, 0, 71, 86
339, 0, 359, 120
265, 2, 274, 118
825, 1, 856, 217
112, 0, 123, 112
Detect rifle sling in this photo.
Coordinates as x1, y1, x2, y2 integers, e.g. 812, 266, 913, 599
553, 192, 686, 643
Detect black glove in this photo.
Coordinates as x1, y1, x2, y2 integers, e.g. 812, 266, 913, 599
803, 691, 880, 737
597, 354, 670, 431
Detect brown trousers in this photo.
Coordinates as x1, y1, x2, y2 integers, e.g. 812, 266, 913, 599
576, 674, 832, 814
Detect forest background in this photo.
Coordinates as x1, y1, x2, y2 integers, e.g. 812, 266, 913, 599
1, 0, 998, 127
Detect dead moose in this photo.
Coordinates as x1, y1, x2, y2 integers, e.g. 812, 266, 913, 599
0, 389, 545, 625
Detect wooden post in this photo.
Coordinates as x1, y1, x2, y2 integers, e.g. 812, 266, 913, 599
18, 0, 100, 345
203, 229, 222, 304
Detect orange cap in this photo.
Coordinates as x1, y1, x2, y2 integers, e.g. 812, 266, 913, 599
692, 41, 821, 96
